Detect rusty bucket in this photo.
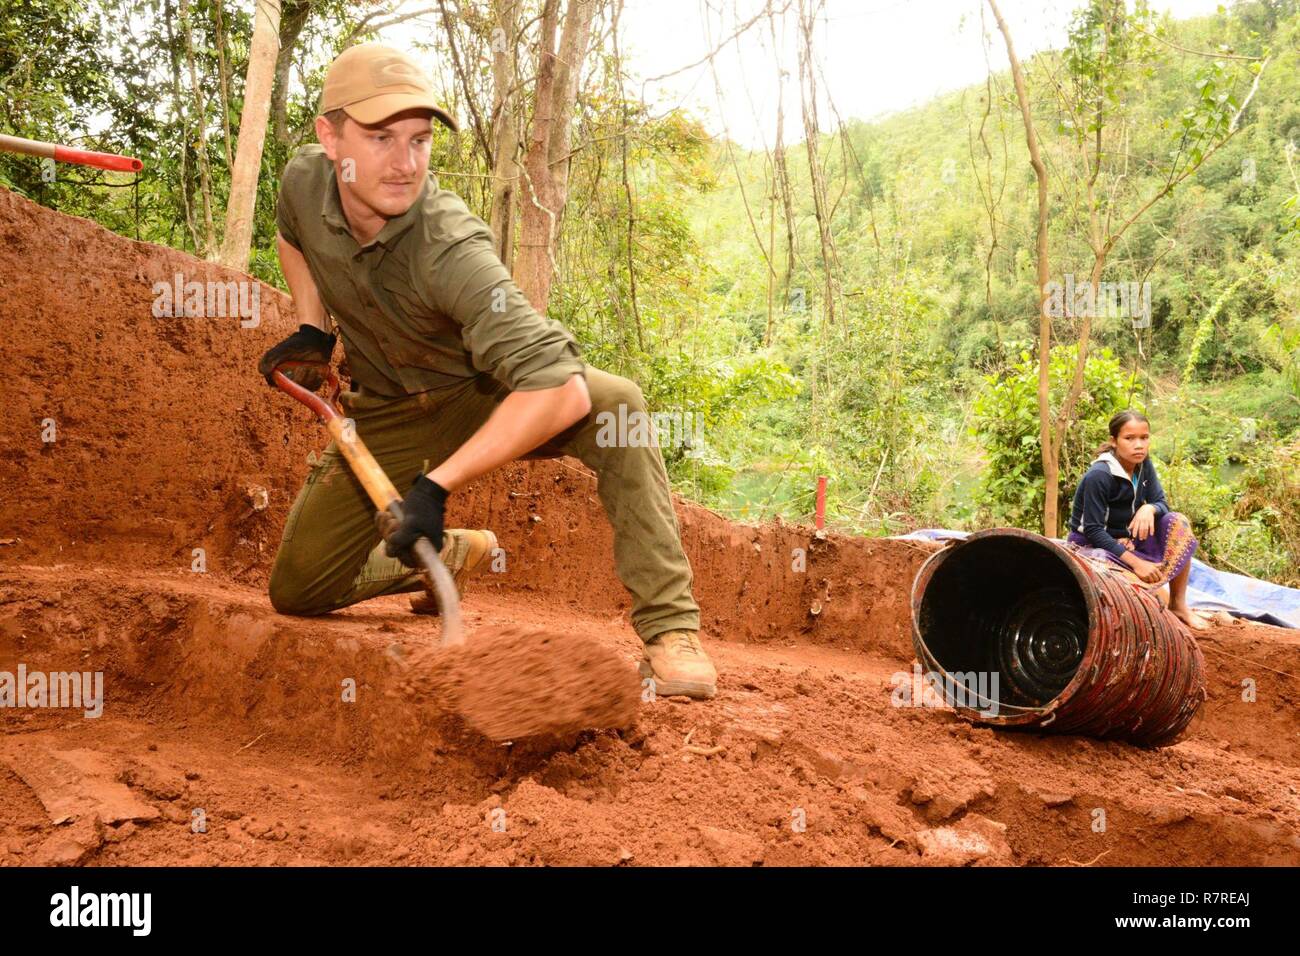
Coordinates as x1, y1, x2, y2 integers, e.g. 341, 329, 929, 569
909, 528, 1206, 747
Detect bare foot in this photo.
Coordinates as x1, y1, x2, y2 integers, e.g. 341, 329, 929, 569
1169, 604, 1209, 631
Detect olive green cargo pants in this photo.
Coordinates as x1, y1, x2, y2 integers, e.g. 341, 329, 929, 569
267, 365, 700, 643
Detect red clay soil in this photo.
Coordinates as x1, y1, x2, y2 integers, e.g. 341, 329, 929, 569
1, 187, 1298, 866
396, 626, 641, 742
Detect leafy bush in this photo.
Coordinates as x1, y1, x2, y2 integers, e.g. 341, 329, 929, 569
1233, 438, 1300, 585
1160, 441, 1297, 585
1203, 512, 1292, 584
1157, 455, 1235, 532
971, 344, 1137, 530
642, 351, 801, 493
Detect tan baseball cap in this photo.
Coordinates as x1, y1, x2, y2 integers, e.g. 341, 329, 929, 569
319, 43, 458, 131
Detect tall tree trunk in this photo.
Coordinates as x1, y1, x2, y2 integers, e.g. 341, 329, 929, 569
489, 0, 522, 267
547, 0, 593, 231
272, 0, 313, 147
773, 87, 796, 300
213, 0, 235, 170
771, 37, 796, 307
987, 0, 1055, 535
796, 0, 839, 329
181, 0, 217, 257
164, 0, 199, 252
220, 0, 283, 271
515, 0, 598, 312
515, 0, 560, 309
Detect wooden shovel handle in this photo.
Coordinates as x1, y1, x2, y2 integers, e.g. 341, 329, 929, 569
272, 366, 464, 646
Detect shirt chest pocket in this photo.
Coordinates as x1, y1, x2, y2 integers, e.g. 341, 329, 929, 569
377, 275, 468, 370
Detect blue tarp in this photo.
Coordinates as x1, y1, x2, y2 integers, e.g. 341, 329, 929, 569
896, 528, 1299, 630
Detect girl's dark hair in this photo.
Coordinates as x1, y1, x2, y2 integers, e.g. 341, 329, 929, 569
1096, 409, 1150, 456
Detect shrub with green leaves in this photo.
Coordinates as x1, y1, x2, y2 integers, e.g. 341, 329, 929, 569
1157, 455, 1234, 533
971, 344, 1138, 530
1231, 439, 1300, 586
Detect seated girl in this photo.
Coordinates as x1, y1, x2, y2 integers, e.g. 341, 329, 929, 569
1066, 409, 1208, 632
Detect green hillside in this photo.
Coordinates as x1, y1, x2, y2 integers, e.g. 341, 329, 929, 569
670, 1, 1300, 582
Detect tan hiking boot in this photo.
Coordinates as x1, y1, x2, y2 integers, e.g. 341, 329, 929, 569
638, 629, 718, 699
409, 529, 498, 615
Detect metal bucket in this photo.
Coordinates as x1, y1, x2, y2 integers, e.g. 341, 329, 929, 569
909, 528, 1206, 747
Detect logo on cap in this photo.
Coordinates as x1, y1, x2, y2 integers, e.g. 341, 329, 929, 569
371, 56, 424, 88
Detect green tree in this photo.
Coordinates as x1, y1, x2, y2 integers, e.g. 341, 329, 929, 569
972, 344, 1137, 530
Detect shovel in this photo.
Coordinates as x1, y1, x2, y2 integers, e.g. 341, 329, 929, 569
271, 361, 640, 741
272, 362, 463, 645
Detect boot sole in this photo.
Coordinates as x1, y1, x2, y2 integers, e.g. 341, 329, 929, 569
637, 659, 717, 699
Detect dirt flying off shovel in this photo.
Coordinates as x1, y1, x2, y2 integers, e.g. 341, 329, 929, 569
271, 361, 640, 741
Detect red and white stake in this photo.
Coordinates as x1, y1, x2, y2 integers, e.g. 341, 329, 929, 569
0, 133, 143, 172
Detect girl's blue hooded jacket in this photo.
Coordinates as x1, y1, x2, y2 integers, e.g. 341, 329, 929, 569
1067, 451, 1170, 558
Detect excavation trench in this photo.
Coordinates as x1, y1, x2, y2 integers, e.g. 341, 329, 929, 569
2, 187, 1299, 866
1, 564, 1298, 867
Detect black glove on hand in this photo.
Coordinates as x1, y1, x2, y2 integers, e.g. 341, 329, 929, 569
377, 475, 448, 569
259, 324, 337, 390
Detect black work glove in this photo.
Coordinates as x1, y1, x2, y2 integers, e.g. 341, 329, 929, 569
375, 475, 448, 569
258, 324, 336, 391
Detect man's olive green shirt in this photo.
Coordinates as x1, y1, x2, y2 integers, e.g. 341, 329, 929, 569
276, 144, 584, 397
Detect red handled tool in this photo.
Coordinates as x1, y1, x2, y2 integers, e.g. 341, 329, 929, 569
272, 362, 463, 646
0, 133, 144, 172
270, 362, 640, 743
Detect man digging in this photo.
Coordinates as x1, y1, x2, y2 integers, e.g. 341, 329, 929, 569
260, 44, 717, 700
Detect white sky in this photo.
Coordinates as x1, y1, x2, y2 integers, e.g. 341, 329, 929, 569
382, 0, 1229, 149
81, 1, 1230, 150
615, 0, 1227, 148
